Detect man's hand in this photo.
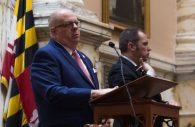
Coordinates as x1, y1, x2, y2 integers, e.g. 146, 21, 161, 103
136, 58, 156, 76
91, 86, 118, 100
136, 58, 147, 75
167, 100, 179, 106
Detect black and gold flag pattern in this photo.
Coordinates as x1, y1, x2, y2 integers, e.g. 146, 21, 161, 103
1, 0, 38, 126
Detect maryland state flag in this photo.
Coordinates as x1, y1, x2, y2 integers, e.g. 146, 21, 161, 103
1, 0, 39, 126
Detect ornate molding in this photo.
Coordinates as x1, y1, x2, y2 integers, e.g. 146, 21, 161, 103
99, 42, 118, 65
175, 33, 195, 74
33, 1, 112, 47
79, 18, 112, 47
175, 0, 195, 80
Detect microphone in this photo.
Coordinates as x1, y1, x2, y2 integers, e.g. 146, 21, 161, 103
108, 41, 115, 48
108, 42, 120, 58
108, 41, 140, 127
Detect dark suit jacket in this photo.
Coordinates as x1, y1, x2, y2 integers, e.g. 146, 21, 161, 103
108, 56, 162, 101
108, 56, 162, 127
108, 56, 141, 87
31, 39, 99, 127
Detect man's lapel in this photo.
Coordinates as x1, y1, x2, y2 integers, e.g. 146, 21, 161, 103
51, 40, 94, 87
121, 57, 142, 77
78, 52, 97, 88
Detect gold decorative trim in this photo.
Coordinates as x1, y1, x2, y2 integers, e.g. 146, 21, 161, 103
102, 0, 109, 23
144, 0, 150, 37
102, 0, 150, 37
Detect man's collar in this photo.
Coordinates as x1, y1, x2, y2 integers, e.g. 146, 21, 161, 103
54, 40, 74, 55
121, 55, 137, 66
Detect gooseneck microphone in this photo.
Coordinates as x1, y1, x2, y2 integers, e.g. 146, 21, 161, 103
109, 42, 140, 127
108, 42, 120, 57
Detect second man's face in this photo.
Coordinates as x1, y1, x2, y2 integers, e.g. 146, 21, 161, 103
135, 31, 151, 61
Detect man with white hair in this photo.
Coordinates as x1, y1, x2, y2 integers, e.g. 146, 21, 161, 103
31, 9, 116, 127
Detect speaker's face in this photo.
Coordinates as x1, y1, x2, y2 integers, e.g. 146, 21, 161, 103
135, 31, 151, 61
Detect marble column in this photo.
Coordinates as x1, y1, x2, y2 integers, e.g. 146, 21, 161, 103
176, 0, 195, 126
176, 0, 195, 74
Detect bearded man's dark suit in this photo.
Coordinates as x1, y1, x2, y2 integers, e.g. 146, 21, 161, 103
31, 39, 99, 127
108, 56, 163, 127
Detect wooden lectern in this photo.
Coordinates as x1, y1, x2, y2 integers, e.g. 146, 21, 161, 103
90, 76, 181, 127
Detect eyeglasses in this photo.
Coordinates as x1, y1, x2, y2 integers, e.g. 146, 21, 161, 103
54, 20, 80, 29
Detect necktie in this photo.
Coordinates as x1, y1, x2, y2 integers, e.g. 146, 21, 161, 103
72, 50, 94, 86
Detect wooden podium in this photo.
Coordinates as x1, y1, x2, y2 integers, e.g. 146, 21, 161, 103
91, 76, 181, 127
